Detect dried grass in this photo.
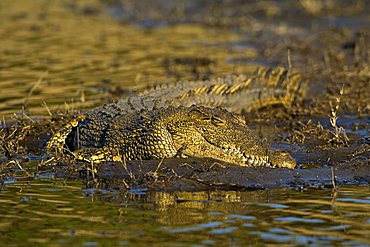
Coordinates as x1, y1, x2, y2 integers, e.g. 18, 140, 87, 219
328, 85, 349, 146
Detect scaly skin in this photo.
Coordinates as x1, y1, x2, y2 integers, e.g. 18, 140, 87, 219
47, 67, 304, 169
47, 105, 296, 168
115, 66, 304, 114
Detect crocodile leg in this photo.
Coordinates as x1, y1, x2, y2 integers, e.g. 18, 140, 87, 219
46, 115, 86, 155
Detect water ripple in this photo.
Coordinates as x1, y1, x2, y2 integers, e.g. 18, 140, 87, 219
168, 221, 222, 233
274, 217, 325, 223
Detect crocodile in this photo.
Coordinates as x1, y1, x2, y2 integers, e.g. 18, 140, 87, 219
46, 67, 304, 169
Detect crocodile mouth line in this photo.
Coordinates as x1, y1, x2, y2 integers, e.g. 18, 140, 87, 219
220, 145, 274, 168
203, 137, 274, 167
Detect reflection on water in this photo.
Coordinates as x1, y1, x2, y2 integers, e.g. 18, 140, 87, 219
0, 179, 369, 246
0, 0, 257, 119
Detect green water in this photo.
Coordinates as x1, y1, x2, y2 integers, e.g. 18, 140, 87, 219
1, 0, 369, 246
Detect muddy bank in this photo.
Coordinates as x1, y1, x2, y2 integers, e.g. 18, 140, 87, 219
42, 156, 368, 193
1, 90, 369, 192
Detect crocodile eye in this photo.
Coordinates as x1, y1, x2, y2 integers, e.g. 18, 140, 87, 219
232, 114, 246, 124
190, 107, 210, 118
211, 116, 225, 126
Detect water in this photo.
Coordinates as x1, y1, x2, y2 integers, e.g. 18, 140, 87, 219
0, 0, 255, 119
1, 0, 369, 246
0, 179, 369, 246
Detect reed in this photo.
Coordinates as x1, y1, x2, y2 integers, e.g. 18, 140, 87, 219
329, 84, 349, 146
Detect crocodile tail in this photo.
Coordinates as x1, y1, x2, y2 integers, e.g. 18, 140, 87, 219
127, 66, 306, 113
242, 66, 307, 112
171, 66, 307, 113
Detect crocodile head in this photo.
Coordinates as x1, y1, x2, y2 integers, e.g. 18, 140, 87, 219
162, 105, 296, 169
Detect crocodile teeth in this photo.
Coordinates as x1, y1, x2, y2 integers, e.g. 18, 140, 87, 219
256, 158, 261, 166
221, 147, 273, 168
254, 158, 260, 166
241, 154, 272, 167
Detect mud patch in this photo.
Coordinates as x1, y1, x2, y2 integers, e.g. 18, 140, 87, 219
39, 156, 368, 193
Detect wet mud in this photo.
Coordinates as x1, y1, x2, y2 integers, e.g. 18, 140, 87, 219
48, 157, 369, 192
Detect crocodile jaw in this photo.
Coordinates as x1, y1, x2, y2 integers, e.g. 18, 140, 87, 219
166, 106, 296, 169
220, 145, 296, 168
178, 137, 296, 169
